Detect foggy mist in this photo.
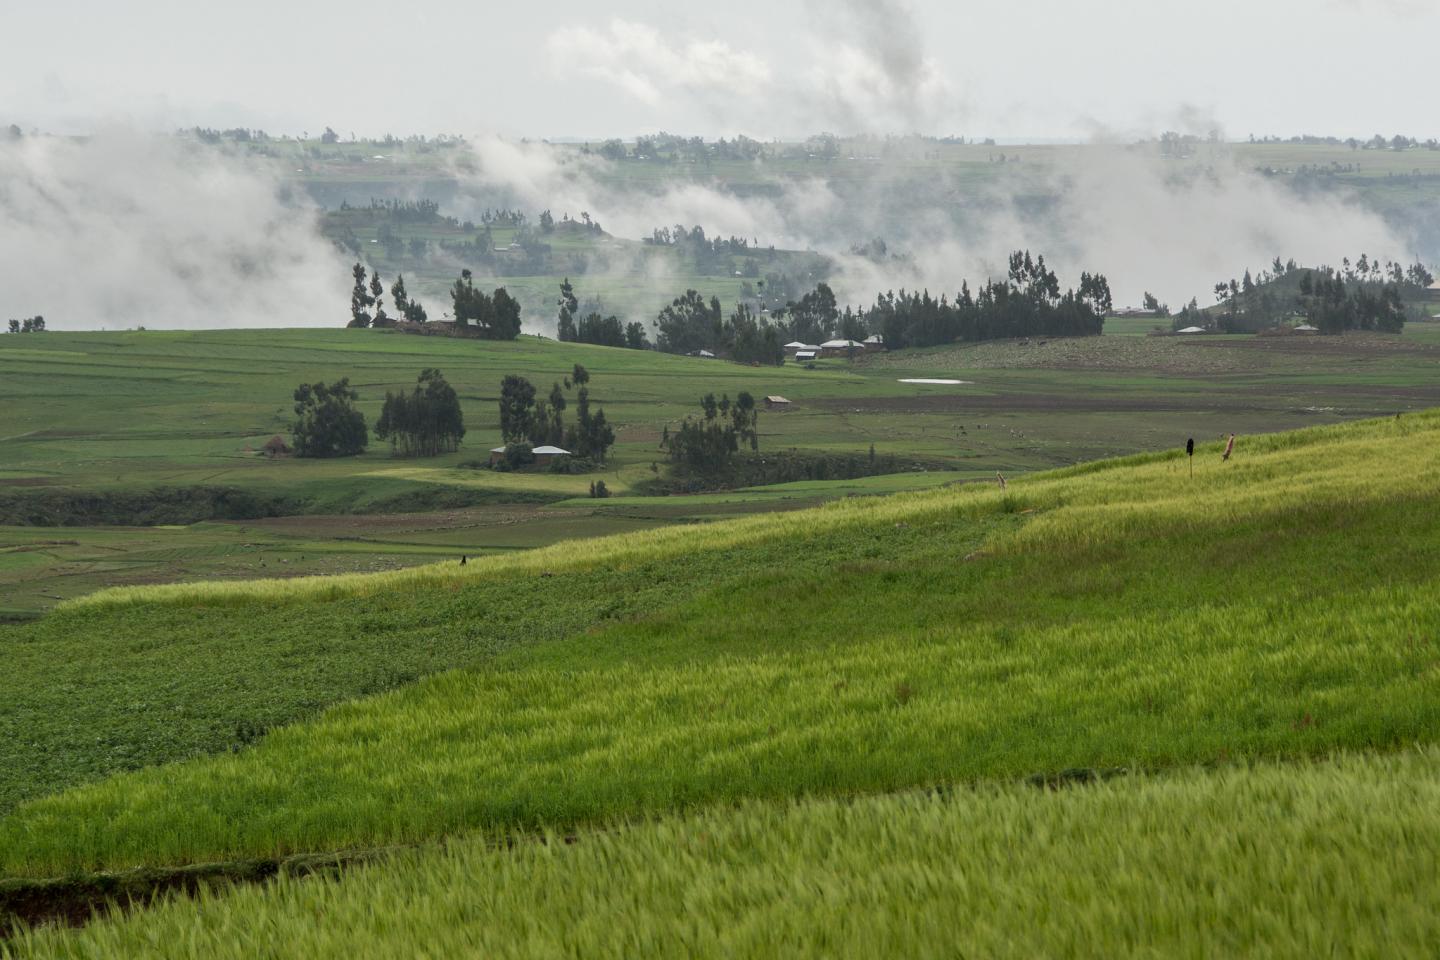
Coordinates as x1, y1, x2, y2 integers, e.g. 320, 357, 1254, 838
0, 130, 345, 331
2, 0, 1434, 333
451, 136, 1413, 331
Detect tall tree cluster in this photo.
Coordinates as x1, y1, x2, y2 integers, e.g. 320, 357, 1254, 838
646, 253, 1111, 361
663, 392, 760, 475
390, 274, 428, 323
348, 263, 380, 328
6, 316, 45, 333
347, 263, 426, 328
450, 270, 522, 339
1206, 255, 1431, 333
654, 292, 784, 364
556, 278, 578, 342
375, 369, 465, 456
1295, 270, 1407, 334
555, 279, 651, 350
860, 253, 1112, 350
292, 379, 368, 458
784, 283, 839, 345
656, 290, 723, 355
498, 364, 615, 463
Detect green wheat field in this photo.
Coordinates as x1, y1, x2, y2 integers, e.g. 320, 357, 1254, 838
3, 404, 1439, 956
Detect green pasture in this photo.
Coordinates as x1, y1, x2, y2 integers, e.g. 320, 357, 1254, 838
3, 326, 1439, 616
0, 506, 679, 619
4, 133, 1438, 953
2, 412, 1438, 875
267, 137, 1440, 198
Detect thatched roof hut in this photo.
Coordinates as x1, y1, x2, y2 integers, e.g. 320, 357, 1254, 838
261, 435, 292, 458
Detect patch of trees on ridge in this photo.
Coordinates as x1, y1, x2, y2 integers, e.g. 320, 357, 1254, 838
655, 293, 787, 364
651, 251, 1111, 360
861, 253, 1112, 350
6, 316, 45, 333
347, 263, 427, 326
556, 279, 650, 350
344, 262, 522, 340
562, 250, 1110, 364
1201, 256, 1433, 334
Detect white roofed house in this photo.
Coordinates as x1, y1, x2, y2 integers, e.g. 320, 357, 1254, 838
819, 338, 865, 357
490, 443, 572, 466
863, 334, 886, 351
794, 350, 818, 362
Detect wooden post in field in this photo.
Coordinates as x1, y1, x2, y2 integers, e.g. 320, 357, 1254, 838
1186, 438, 1194, 478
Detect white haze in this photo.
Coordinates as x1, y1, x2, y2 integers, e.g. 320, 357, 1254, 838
0, 130, 346, 331
0, 128, 1414, 334
453, 137, 1414, 328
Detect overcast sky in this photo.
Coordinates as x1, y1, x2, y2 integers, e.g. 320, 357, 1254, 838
4, 0, 1437, 141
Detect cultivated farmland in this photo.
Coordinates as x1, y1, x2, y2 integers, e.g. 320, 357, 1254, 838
4, 326, 1438, 616
10, 749, 1440, 958
2, 412, 1439, 954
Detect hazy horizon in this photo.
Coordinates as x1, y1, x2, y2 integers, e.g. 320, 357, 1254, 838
4, 0, 1438, 332
5, 0, 1439, 142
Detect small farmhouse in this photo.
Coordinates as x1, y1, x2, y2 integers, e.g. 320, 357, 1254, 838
819, 338, 865, 357
794, 350, 818, 362
1176, 326, 1207, 335
863, 334, 886, 351
764, 395, 792, 409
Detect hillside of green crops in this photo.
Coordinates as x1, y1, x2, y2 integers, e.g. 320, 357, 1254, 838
0, 411, 1436, 872
9, 748, 1440, 959
5, 325, 1438, 618
2, 410, 1438, 952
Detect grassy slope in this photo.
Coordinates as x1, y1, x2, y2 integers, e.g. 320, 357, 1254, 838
0, 328, 872, 498
5, 325, 1438, 616
0, 328, 928, 614
1, 411, 1437, 875
10, 748, 1440, 959
0, 480, 996, 816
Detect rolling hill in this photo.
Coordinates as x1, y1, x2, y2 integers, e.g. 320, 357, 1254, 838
3, 409, 1439, 955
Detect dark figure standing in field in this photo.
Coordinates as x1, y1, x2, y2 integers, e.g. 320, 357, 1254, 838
1223, 434, 1236, 462
460, 555, 467, 566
